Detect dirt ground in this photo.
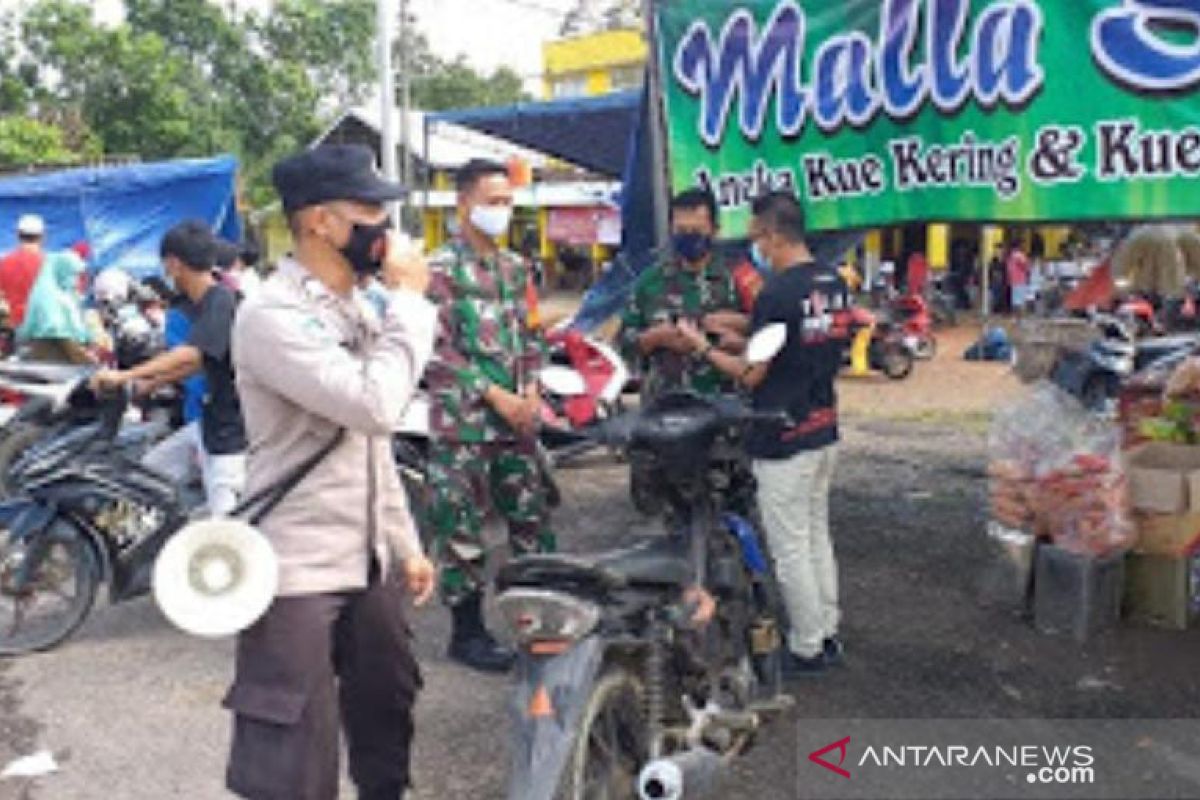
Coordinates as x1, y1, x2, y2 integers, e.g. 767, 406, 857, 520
2, 321, 1197, 800
839, 324, 1025, 420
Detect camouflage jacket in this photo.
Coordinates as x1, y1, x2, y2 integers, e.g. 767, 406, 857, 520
426, 238, 545, 443
618, 255, 740, 400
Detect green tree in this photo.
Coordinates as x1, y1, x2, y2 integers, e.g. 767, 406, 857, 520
255, 0, 377, 105
22, 0, 220, 159
399, 22, 530, 112
411, 60, 529, 111
0, 116, 80, 168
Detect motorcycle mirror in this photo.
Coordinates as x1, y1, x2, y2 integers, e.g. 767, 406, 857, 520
746, 323, 787, 364
540, 366, 588, 397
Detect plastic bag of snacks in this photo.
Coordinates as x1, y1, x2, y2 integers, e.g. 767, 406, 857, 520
989, 382, 1132, 556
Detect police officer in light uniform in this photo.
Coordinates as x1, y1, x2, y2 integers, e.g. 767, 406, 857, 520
224, 144, 437, 800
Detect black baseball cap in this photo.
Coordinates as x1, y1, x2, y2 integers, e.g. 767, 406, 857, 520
272, 144, 406, 213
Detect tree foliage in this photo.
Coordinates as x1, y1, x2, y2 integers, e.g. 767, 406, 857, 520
400, 23, 530, 112
0, 116, 83, 169
3, 0, 532, 203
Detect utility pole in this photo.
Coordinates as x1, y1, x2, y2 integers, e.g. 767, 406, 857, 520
642, 0, 670, 251
376, 0, 400, 224
399, 0, 414, 230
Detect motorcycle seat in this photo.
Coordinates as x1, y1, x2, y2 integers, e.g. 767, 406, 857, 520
1137, 335, 1198, 357
630, 394, 726, 470
593, 536, 693, 589
0, 362, 90, 386
496, 537, 693, 595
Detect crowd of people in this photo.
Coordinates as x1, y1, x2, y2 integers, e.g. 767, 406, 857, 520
2, 143, 854, 798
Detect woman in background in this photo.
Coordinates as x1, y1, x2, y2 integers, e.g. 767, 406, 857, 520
17, 250, 96, 364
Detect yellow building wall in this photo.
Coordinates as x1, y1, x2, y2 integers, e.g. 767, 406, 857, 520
544, 29, 646, 79
586, 70, 612, 95
543, 28, 646, 99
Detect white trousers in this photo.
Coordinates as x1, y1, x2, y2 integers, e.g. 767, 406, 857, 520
140, 421, 244, 517
141, 421, 202, 487
753, 445, 840, 658
203, 452, 246, 518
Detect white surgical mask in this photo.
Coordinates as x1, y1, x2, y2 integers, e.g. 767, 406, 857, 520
469, 205, 513, 239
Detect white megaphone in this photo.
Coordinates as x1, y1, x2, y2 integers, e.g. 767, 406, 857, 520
152, 518, 279, 638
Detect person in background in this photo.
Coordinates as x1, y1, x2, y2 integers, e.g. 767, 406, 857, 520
17, 249, 96, 364
424, 158, 555, 673
93, 220, 246, 517
1006, 240, 1031, 314
0, 214, 47, 327
140, 296, 207, 489
619, 188, 743, 402
906, 249, 929, 297
678, 191, 849, 678
215, 238, 263, 300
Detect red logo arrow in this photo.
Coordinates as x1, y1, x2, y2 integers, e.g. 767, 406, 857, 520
809, 736, 852, 779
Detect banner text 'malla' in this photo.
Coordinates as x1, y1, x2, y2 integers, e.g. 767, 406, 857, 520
672, 0, 1200, 148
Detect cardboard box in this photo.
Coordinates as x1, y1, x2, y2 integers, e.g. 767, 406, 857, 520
1126, 443, 1200, 514
1133, 513, 1200, 556
1124, 553, 1200, 630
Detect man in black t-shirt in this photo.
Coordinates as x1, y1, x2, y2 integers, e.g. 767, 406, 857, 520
678, 191, 851, 679
94, 220, 247, 516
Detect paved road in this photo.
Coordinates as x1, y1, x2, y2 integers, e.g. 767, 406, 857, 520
2, 420, 1199, 800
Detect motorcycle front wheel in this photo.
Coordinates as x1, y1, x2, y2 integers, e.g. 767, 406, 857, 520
877, 343, 915, 380
0, 532, 99, 655
558, 667, 648, 800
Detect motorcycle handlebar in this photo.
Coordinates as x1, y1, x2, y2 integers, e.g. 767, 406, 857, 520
588, 395, 792, 448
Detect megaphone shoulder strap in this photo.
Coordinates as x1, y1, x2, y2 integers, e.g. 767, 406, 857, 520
232, 430, 347, 526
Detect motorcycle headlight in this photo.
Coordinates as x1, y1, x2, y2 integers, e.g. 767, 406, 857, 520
496, 588, 600, 647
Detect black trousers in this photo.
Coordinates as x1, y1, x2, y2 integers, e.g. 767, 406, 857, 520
224, 569, 422, 800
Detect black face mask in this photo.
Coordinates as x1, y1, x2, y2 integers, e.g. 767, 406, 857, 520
673, 231, 713, 263
339, 217, 392, 276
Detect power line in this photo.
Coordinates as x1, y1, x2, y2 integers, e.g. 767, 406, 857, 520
485, 0, 572, 19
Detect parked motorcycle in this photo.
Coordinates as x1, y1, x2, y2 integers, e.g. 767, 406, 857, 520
847, 308, 915, 380
0, 386, 185, 654
0, 362, 176, 497
887, 293, 937, 360
496, 327, 793, 800
540, 326, 631, 467
1052, 312, 1200, 411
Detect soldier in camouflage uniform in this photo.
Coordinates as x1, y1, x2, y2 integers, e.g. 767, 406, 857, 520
425, 159, 554, 673
619, 188, 744, 402
618, 189, 746, 515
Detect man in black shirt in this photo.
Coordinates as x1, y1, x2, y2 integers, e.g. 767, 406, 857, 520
678, 191, 850, 678
94, 219, 247, 516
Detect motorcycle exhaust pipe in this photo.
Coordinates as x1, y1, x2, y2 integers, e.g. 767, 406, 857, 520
637, 749, 722, 800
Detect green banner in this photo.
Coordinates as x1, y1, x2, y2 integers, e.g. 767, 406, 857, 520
654, 0, 1200, 236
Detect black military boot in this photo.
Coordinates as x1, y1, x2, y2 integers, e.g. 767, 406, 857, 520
448, 593, 516, 673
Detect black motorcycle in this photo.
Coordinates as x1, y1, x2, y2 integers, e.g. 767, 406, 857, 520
496, 390, 791, 800
0, 364, 174, 497
0, 387, 186, 655
1051, 313, 1200, 411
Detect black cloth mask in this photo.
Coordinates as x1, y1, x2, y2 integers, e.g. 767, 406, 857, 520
340, 218, 391, 276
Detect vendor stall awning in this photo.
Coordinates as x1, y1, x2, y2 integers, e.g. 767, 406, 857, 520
427, 91, 641, 178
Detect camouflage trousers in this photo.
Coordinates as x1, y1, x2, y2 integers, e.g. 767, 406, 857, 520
425, 439, 556, 606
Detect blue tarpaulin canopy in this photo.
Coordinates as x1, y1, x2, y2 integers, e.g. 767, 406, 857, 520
428, 91, 640, 179
0, 155, 241, 278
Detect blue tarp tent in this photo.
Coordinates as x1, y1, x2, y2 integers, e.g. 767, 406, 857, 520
0, 155, 241, 278
429, 92, 640, 179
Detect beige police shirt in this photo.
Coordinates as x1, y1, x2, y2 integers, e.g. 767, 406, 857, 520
232, 256, 436, 596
